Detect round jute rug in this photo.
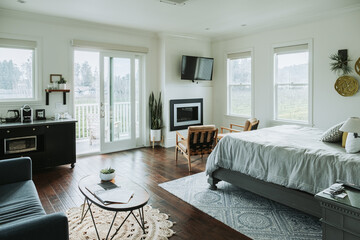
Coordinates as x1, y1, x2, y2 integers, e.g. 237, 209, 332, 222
67, 204, 175, 240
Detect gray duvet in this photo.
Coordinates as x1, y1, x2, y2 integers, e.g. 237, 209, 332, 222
206, 125, 360, 194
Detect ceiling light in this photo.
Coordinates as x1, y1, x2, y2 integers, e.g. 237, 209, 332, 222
160, 0, 188, 6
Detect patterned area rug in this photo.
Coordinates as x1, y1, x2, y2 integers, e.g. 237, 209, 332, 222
159, 172, 321, 240
67, 205, 175, 240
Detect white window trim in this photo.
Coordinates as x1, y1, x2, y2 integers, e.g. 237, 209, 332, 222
71, 39, 149, 53
225, 48, 254, 118
0, 34, 42, 106
271, 39, 313, 126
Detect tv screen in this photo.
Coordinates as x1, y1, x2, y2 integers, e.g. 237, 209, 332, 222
181, 55, 214, 81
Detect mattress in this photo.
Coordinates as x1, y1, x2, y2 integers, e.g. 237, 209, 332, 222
206, 125, 360, 194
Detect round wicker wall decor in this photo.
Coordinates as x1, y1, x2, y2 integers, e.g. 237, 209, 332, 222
355, 57, 360, 76
334, 76, 359, 96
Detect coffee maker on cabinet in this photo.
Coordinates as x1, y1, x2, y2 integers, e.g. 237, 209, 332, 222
21, 104, 33, 123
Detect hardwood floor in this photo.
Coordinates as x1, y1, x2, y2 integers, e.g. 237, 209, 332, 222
33, 147, 251, 240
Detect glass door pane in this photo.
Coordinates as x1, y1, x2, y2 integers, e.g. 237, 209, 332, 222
135, 57, 140, 139
104, 57, 131, 143
74, 50, 100, 155
100, 53, 137, 153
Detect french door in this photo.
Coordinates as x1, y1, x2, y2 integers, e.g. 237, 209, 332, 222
74, 50, 142, 155
100, 52, 138, 153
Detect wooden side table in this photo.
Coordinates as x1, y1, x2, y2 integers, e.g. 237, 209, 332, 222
315, 186, 360, 240
45, 89, 70, 105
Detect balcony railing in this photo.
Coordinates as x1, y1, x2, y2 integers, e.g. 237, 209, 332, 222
75, 102, 131, 140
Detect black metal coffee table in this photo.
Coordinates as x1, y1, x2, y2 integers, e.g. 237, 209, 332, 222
78, 175, 150, 240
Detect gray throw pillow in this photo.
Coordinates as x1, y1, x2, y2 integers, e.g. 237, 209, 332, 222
320, 122, 344, 142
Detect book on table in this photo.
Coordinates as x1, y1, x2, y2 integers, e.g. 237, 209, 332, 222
86, 182, 134, 205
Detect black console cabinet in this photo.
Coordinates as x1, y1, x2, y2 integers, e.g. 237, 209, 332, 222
0, 119, 76, 170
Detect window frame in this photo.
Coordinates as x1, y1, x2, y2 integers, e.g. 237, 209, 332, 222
0, 36, 41, 104
226, 49, 254, 118
272, 40, 313, 126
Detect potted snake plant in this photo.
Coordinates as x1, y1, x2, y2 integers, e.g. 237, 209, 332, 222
149, 92, 162, 142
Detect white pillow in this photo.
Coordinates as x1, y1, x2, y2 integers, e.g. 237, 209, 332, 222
345, 133, 360, 153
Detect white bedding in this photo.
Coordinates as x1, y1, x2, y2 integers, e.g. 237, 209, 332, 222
206, 125, 360, 194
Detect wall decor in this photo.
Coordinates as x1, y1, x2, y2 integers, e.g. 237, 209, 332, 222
334, 76, 358, 97
355, 57, 360, 76
35, 109, 46, 120
50, 74, 62, 83
330, 49, 352, 75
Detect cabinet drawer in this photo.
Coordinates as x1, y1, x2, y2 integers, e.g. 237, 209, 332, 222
322, 206, 360, 237
1, 126, 45, 137
323, 223, 360, 240
323, 223, 344, 240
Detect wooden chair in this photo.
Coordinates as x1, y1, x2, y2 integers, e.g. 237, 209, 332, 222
217, 118, 259, 141
175, 125, 218, 172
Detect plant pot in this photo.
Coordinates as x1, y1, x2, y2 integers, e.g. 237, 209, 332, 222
150, 129, 161, 141
100, 172, 115, 181
58, 83, 67, 90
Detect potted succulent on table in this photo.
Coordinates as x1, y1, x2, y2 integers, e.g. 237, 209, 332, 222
149, 91, 163, 142
100, 167, 115, 181
58, 77, 67, 90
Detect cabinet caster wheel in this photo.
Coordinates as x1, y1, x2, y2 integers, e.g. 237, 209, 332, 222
71, 163, 75, 168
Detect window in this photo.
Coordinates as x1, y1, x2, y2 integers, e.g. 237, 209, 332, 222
0, 38, 37, 101
227, 51, 252, 116
274, 43, 311, 123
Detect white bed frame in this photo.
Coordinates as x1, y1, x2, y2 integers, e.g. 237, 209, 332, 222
208, 168, 322, 218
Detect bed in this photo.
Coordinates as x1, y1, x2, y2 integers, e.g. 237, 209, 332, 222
206, 125, 360, 217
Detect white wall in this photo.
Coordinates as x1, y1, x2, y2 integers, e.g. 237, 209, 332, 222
0, 9, 159, 146
2, 8, 359, 151
211, 10, 360, 131
0, 10, 214, 149
158, 34, 213, 147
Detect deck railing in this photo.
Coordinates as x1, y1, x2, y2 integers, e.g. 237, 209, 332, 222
75, 102, 130, 140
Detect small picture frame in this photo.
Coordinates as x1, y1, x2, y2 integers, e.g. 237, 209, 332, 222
50, 74, 62, 83
35, 109, 46, 120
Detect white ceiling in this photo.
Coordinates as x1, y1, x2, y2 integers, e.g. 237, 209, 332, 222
1, 0, 360, 40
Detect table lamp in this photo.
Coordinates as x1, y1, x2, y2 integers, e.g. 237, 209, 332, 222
339, 117, 360, 138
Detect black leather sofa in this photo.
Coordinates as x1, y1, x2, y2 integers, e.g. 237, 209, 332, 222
0, 157, 69, 240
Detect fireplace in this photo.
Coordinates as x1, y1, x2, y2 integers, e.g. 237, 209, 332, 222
170, 99, 203, 131
4, 136, 37, 154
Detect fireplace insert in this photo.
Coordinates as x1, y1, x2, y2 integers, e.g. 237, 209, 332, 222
4, 136, 37, 154
170, 99, 203, 131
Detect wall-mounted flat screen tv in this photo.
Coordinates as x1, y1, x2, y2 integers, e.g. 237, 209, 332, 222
181, 55, 214, 81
